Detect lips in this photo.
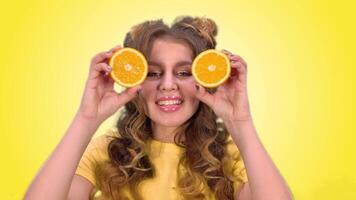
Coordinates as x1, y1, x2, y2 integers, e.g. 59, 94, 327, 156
157, 99, 183, 106
155, 96, 183, 112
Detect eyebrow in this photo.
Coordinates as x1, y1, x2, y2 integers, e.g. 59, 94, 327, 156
148, 60, 192, 68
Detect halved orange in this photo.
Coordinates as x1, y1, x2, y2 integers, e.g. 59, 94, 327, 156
109, 47, 148, 87
192, 49, 231, 88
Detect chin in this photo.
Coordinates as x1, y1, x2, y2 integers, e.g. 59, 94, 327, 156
152, 114, 190, 127
145, 100, 199, 129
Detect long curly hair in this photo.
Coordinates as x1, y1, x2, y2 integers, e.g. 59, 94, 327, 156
91, 16, 237, 200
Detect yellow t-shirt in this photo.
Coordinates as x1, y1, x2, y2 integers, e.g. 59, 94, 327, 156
75, 129, 248, 199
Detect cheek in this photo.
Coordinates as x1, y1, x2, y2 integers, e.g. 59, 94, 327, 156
140, 81, 156, 98
180, 81, 200, 107
137, 83, 156, 114
180, 79, 197, 96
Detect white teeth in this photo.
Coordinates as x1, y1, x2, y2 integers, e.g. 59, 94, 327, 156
157, 100, 182, 106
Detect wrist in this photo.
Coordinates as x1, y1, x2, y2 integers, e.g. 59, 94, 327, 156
224, 118, 258, 150
224, 117, 255, 137
73, 112, 101, 133
224, 115, 254, 127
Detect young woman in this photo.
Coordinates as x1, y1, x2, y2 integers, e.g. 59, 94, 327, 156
24, 16, 293, 200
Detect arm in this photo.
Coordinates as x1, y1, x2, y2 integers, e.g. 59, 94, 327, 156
24, 45, 141, 200
226, 119, 294, 200
235, 182, 251, 200
194, 50, 293, 200
24, 114, 98, 200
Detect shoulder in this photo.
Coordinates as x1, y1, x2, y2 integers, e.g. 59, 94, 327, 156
224, 135, 242, 159
76, 128, 119, 186
90, 128, 118, 147
84, 128, 119, 162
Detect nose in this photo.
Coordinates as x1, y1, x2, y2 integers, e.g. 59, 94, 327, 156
158, 72, 178, 92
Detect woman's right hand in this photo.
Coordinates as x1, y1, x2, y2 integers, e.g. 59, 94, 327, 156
76, 45, 142, 125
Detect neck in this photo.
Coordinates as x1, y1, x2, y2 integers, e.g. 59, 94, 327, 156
152, 126, 176, 143
152, 122, 187, 143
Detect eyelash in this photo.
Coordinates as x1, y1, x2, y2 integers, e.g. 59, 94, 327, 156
147, 72, 162, 78
147, 71, 192, 78
177, 71, 192, 77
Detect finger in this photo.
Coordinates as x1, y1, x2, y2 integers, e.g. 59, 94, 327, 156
221, 50, 248, 68
230, 66, 238, 77
91, 51, 113, 65
195, 84, 215, 108
233, 62, 247, 84
230, 55, 247, 67
108, 45, 122, 53
104, 75, 115, 84
221, 49, 234, 61
89, 63, 112, 79
221, 49, 233, 56
116, 85, 142, 106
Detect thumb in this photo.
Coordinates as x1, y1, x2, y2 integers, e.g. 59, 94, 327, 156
195, 84, 215, 108
116, 85, 142, 106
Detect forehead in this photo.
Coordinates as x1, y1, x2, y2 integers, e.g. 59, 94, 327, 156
148, 38, 194, 62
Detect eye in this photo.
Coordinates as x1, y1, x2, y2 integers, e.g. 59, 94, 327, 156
147, 71, 162, 78
176, 70, 192, 77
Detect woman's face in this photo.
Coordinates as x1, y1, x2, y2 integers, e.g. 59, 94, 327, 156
139, 37, 200, 133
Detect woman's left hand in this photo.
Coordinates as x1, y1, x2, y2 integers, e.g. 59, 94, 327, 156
195, 50, 252, 123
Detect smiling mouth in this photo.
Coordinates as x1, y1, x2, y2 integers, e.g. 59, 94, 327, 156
156, 99, 183, 106
155, 97, 184, 112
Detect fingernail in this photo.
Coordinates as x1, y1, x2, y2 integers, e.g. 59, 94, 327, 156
136, 87, 142, 94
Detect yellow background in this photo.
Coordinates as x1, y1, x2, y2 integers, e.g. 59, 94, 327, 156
1, 0, 355, 199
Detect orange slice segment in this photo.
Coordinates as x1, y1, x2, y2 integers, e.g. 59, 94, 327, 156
192, 49, 231, 88
109, 47, 148, 87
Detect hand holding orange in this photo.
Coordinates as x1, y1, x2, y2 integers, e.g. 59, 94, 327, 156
193, 49, 251, 122
77, 45, 142, 125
